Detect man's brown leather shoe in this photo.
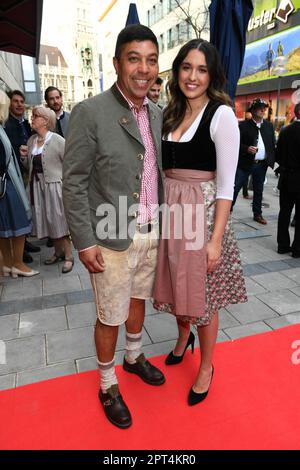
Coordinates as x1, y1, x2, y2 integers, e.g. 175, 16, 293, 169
123, 353, 165, 385
98, 384, 132, 429
253, 215, 267, 225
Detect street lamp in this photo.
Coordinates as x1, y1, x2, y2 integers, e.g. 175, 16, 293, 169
272, 55, 287, 129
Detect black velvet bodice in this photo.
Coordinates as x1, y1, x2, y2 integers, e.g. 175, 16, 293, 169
162, 101, 221, 171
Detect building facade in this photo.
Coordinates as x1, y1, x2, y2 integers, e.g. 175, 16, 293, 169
235, 0, 300, 127
39, 45, 75, 111
0, 51, 41, 106
40, 0, 100, 108
98, 0, 209, 97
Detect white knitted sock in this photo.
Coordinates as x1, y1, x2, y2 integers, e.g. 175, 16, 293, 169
125, 331, 142, 364
97, 358, 118, 393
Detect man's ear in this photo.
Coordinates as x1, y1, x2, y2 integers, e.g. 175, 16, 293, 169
113, 57, 119, 75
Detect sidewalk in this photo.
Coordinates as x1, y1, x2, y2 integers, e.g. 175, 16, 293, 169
1, 169, 300, 391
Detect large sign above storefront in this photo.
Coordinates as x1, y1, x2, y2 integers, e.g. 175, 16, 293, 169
247, 0, 300, 42
248, 0, 295, 31
239, 24, 300, 85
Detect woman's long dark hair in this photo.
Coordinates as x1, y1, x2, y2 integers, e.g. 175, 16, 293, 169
163, 38, 231, 138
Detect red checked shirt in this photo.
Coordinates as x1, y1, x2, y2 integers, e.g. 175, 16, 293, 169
116, 84, 159, 224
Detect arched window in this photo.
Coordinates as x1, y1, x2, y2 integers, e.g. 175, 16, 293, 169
87, 79, 93, 87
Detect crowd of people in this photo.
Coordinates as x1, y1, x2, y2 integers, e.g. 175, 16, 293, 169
0, 86, 74, 277
1, 24, 299, 430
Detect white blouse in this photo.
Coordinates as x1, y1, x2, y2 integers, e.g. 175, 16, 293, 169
168, 104, 240, 200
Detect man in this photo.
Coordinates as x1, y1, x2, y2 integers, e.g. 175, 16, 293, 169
63, 25, 165, 429
147, 76, 163, 108
44, 86, 70, 247
266, 43, 274, 77
4, 90, 40, 259
232, 98, 276, 224
277, 40, 284, 57
276, 103, 300, 257
44, 86, 70, 137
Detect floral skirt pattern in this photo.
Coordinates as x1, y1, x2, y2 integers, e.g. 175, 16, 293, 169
153, 178, 248, 326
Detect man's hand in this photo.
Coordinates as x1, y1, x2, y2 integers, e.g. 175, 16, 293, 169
79, 246, 106, 273
248, 146, 258, 155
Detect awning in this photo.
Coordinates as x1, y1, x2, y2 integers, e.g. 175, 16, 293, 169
0, 0, 43, 61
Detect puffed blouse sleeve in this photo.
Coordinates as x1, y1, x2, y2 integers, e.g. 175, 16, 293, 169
210, 105, 240, 200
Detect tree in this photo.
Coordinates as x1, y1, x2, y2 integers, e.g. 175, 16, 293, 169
173, 0, 210, 39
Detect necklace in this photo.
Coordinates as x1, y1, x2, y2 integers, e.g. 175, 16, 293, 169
37, 137, 45, 144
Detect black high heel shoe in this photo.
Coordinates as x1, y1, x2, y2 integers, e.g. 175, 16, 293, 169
188, 365, 214, 406
165, 331, 195, 365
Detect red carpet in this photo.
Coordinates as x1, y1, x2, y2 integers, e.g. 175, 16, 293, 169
0, 324, 300, 450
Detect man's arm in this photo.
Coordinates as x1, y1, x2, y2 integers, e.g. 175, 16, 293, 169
62, 100, 98, 251
63, 101, 105, 273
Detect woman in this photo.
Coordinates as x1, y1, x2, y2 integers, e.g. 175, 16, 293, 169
20, 106, 73, 273
0, 90, 39, 278
153, 39, 247, 405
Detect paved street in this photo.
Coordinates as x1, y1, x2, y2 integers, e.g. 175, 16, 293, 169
1, 169, 300, 391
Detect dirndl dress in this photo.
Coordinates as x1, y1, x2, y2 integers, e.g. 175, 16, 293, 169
153, 168, 247, 326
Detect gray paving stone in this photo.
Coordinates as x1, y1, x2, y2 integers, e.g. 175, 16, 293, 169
244, 277, 268, 296
218, 309, 240, 329
226, 296, 278, 324
217, 330, 231, 343
283, 258, 300, 268
264, 312, 300, 329
0, 300, 19, 315
281, 268, 300, 284
240, 249, 273, 265
145, 300, 157, 316
0, 373, 16, 391
42, 293, 67, 309
243, 264, 268, 277
0, 335, 46, 375
143, 313, 179, 342
43, 275, 82, 295
257, 290, 300, 315
76, 356, 97, 373
79, 274, 92, 290
17, 361, 76, 386
262, 260, 293, 272
19, 307, 67, 337
2, 279, 42, 301
46, 326, 96, 363
290, 286, 300, 297
66, 289, 94, 305
66, 302, 96, 328
0, 314, 19, 340
224, 322, 272, 340
251, 271, 298, 291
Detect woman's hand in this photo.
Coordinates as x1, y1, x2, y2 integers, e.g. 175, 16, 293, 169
19, 145, 28, 157
206, 239, 222, 273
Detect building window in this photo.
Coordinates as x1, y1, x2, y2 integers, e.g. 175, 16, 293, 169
87, 79, 93, 87
167, 29, 172, 49
158, 34, 165, 54
21, 55, 36, 93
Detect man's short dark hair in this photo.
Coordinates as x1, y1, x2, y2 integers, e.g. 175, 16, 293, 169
114, 24, 158, 60
294, 102, 300, 119
155, 77, 163, 86
7, 90, 25, 101
44, 86, 62, 102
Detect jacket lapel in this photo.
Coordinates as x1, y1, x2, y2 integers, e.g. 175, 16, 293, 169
148, 106, 161, 161
118, 113, 144, 147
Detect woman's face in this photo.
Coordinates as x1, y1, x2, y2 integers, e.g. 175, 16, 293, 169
178, 49, 210, 101
31, 112, 47, 133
